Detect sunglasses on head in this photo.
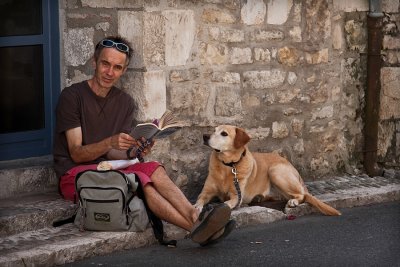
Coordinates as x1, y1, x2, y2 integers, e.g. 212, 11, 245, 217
100, 39, 130, 55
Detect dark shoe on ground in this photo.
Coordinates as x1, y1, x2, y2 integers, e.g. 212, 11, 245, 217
190, 203, 231, 244
200, 219, 236, 247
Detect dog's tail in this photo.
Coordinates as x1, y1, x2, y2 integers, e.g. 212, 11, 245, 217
304, 193, 341, 216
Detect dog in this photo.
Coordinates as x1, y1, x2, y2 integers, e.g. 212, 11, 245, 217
195, 125, 341, 216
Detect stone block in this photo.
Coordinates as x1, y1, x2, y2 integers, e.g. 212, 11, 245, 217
380, 67, 400, 120
82, 0, 143, 8
118, 11, 144, 69
384, 51, 400, 64
208, 26, 220, 41
294, 138, 305, 154
246, 127, 271, 139
64, 28, 94, 66
254, 48, 271, 62
289, 26, 302, 42
267, 0, 293, 25
200, 43, 228, 65
332, 21, 344, 50
164, 10, 196, 66
345, 19, 367, 52
243, 70, 286, 89
276, 88, 301, 103
272, 121, 289, 138
122, 70, 166, 121
310, 156, 329, 172
382, 0, 400, 13
211, 71, 241, 84
378, 122, 395, 158
333, 0, 369, 12
220, 29, 245, 42
287, 72, 298, 85
142, 71, 166, 120
278, 47, 301, 66
383, 35, 400, 50
250, 29, 284, 42
118, 11, 143, 68
304, 0, 330, 43
305, 48, 329, 64
243, 93, 261, 108
170, 84, 210, 117
169, 68, 200, 82
215, 86, 242, 116
229, 47, 253, 64
293, 2, 302, 23
202, 8, 236, 23
143, 12, 165, 67
311, 106, 334, 121
95, 22, 110, 31
241, 0, 266, 25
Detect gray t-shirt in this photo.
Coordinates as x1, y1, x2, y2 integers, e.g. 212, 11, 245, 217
53, 80, 136, 178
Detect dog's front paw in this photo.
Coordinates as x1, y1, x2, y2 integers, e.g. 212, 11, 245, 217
224, 200, 238, 210
287, 199, 299, 208
194, 203, 204, 212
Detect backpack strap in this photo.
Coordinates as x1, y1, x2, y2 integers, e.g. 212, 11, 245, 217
135, 179, 177, 247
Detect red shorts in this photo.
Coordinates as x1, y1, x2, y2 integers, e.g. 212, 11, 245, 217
59, 161, 161, 202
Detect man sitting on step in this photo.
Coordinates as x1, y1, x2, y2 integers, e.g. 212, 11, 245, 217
53, 35, 234, 246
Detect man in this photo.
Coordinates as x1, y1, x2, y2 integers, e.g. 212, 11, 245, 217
53, 36, 234, 246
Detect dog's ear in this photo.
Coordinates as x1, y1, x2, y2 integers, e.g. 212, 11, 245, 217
234, 127, 250, 148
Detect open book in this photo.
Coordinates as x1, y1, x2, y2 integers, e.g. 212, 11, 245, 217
130, 110, 184, 140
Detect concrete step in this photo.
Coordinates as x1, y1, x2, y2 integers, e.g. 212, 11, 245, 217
0, 171, 399, 266
0, 156, 58, 200
0, 192, 76, 237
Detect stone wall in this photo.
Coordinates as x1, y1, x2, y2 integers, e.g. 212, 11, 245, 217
60, 0, 400, 200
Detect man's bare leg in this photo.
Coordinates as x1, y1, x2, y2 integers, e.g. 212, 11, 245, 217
150, 167, 199, 225
145, 166, 232, 245
143, 184, 193, 231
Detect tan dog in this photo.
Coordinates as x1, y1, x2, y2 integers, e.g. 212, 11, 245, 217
195, 125, 341, 216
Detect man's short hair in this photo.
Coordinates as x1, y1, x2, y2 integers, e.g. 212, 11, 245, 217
94, 36, 133, 65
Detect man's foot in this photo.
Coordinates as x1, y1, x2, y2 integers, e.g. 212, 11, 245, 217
200, 219, 236, 247
190, 203, 231, 244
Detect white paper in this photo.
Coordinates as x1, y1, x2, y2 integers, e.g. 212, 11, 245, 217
97, 159, 139, 170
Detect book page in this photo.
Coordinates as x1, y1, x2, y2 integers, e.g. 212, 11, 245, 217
130, 123, 160, 140
158, 110, 183, 129
154, 126, 182, 139
130, 110, 184, 140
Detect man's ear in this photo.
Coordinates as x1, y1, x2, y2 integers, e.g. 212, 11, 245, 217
234, 127, 250, 149
122, 64, 128, 74
91, 57, 97, 69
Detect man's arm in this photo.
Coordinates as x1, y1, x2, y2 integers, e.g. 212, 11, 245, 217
65, 127, 136, 163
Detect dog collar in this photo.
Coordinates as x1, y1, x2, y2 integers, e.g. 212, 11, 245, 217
222, 149, 247, 167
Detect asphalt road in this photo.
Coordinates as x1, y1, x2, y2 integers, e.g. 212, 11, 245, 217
66, 201, 400, 267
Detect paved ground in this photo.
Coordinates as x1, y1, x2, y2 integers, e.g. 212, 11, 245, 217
65, 201, 400, 267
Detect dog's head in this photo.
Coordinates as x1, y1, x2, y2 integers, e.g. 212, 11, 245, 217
203, 125, 250, 152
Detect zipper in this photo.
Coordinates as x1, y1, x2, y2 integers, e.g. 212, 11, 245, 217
85, 198, 119, 203
79, 187, 126, 212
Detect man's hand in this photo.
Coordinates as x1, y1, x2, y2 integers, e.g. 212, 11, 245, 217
136, 137, 154, 157
128, 137, 154, 162
109, 133, 137, 150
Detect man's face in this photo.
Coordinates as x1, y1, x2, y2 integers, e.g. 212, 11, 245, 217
93, 47, 128, 89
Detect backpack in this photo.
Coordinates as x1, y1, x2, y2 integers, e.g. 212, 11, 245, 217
73, 169, 177, 246
74, 169, 148, 232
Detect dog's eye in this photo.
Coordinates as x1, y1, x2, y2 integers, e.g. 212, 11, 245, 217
221, 131, 228, 137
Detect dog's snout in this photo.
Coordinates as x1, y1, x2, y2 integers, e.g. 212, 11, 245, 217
203, 134, 210, 145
